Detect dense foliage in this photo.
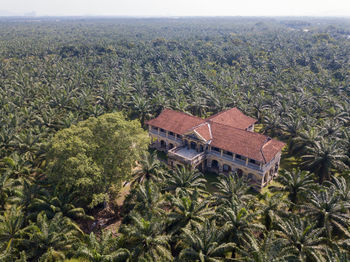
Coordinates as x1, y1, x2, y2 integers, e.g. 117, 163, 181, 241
0, 17, 349, 261
47, 112, 148, 208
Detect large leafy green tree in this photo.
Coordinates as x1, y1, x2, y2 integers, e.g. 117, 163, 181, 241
47, 112, 149, 207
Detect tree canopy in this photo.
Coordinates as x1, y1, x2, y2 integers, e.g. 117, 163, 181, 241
47, 112, 149, 207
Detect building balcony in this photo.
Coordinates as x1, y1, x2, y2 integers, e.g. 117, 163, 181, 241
168, 134, 176, 140
168, 146, 205, 166
209, 151, 262, 171
149, 129, 179, 142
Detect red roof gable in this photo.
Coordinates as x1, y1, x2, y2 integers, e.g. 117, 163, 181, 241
210, 122, 285, 163
206, 108, 256, 130
191, 123, 212, 141
146, 109, 204, 135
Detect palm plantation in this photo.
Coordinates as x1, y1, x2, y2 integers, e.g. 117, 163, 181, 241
0, 17, 349, 261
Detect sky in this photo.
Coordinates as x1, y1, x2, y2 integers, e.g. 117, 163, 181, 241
0, 0, 350, 17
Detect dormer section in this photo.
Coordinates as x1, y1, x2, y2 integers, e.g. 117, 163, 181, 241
184, 123, 212, 143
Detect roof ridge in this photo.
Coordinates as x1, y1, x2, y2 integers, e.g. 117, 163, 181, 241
163, 108, 203, 120
184, 121, 208, 133
205, 108, 233, 120
208, 122, 213, 140
208, 120, 268, 138
260, 137, 272, 164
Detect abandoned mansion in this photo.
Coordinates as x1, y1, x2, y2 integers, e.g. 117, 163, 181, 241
146, 108, 285, 188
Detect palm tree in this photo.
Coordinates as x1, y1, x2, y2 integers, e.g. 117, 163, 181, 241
119, 212, 173, 261
257, 193, 288, 231
163, 166, 207, 197
179, 219, 235, 262
272, 168, 317, 208
237, 232, 289, 262
251, 92, 269, 122
302, 189, 350, 239
28, 188, 94, 221
132, 151, 162, 186
261, 110, 282, 137
0, 207, 29, 252
166, 192, 214, 235
275, 216, 327, 261
9, 178, 47, 216
281, 112, 304, 138
0, 174, 21, 210
213, 172, 251, 204
325, 244, 350, 262
25, 212, 83, 261
217, 198, 264, 249
132, 181, 165, 218
301, 139, 349, 183
130, 94, 152, 127
76, 231, 130, 262
0, 153, 31, 179
290, 127, 322, 156
325, 176, 350, 202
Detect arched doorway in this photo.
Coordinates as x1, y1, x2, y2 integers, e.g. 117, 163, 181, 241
236, 169, 243, 177
160, 140, 166, 149
184, 140, 189, 148
223, 164, 231, 173
211, 160, 219, 170
247, 173, 255, 183
190, 141, 197, 150
169, 143, 174, 149
199, 145, 204, 152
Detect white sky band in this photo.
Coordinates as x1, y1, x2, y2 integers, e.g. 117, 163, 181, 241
1, 0, 350, 17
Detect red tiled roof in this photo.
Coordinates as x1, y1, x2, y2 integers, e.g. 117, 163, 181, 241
192, 123, 212, 141
210, 122, 285, 163
146, 108, 204, 135
206, 108, 256, 130
147, 108, 285, 163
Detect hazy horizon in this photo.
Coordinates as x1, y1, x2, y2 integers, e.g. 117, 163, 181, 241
1, 0, 350, 18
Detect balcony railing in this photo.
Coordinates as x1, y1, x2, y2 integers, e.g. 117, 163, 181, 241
247, 163, 261, 171
168, 134, 176, 140
209, 151, 263, 171
168, 147, 205, 166
149, 129, 179, 142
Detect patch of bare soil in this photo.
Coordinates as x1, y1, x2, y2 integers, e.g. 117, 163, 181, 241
78, 182, 131, 235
